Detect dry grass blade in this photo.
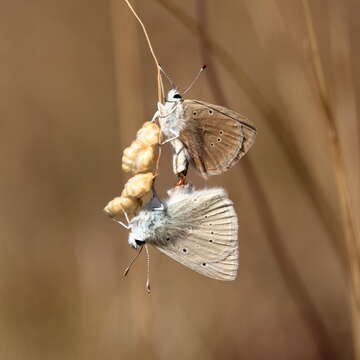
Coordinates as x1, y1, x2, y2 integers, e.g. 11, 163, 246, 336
302, 0, 360, 356
196, 1, 338, 357
124, 0, 164, 103
155, 0, 346, 271
123, 0, 165, 186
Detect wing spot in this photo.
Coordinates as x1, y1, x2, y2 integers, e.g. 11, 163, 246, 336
210, 143, 214, 147
211, 231, 214, 235
217, 138, 221, 142
209, 239, 213, 243
182, 248, 188, 253
204, 215, 208, 218
219, 130, 224, 135
202, 262, 207, 267
208, 109, 213, 115
166, 237, 170, 241
193, 111, 197, 116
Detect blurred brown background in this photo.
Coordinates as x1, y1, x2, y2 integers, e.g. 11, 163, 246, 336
0, 0, 359, 359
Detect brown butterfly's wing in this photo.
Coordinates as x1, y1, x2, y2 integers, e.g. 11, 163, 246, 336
179, 100, 256, 178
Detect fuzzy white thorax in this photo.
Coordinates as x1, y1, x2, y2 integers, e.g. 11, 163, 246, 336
157, 89, 190, 174
157, 89, 186, 139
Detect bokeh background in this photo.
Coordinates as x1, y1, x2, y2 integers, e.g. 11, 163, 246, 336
1, 0, 359, 359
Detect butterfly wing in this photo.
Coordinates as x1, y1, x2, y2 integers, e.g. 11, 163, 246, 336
179, 100, 256, 178
153, 187, 239, 281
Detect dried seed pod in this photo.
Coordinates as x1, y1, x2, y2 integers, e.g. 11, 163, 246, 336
104, 196, 142, 217
133, 145, 155, 173
122, 172, 154, 198
122, 140, 147, 173
136, 122, 160, 146
122, 122, 160, 174
122, 140, 156, 173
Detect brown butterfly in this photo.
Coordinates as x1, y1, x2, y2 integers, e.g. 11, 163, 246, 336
153, 86, 256, 180
152, 65, 256, 179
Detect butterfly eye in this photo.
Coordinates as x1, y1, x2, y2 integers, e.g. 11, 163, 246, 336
135, 239, 145, 246
173, 94, 182, 99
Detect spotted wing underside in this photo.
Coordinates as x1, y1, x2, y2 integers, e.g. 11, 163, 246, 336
153, 187, 239, 281
179, 100, 256, 177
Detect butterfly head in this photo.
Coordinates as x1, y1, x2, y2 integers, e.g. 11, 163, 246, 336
127, 195, 167, 249
166, 88, 182, 103
128, 216, 148, 248
128, 228, 145, 249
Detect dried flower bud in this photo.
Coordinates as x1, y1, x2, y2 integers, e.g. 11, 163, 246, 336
122, 172, 154, 198
136, 122, 160, 146
122, 137, 157, 173
122, 140, 146, 173
104, 196, 142, 217
134, 145, 155, 173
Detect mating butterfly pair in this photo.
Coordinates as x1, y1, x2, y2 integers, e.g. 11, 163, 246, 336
120, 85, 256, 283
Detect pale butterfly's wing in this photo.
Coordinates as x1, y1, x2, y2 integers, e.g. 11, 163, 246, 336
153, 186, 239, 281
179, 100, 256, 178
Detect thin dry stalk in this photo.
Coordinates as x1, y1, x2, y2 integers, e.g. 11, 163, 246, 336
155, 0, 346, 271
123, 0, 164, 184
123, 0, 164, 103
196, 1, 337, 357
302, 0, 360, 356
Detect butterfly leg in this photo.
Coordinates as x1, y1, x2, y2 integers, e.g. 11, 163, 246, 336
122, 208, 130, 225
150, 110, 159, 122
157, 103, 177, 118
111, 217, 130, 230
160, 130, 179, 145
160, 136, 178, 145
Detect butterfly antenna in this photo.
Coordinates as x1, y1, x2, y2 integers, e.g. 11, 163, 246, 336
183, 65, 207, 95
123, 245, 144, 277
145, 245, 151, 294
159, 65, 176, 89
